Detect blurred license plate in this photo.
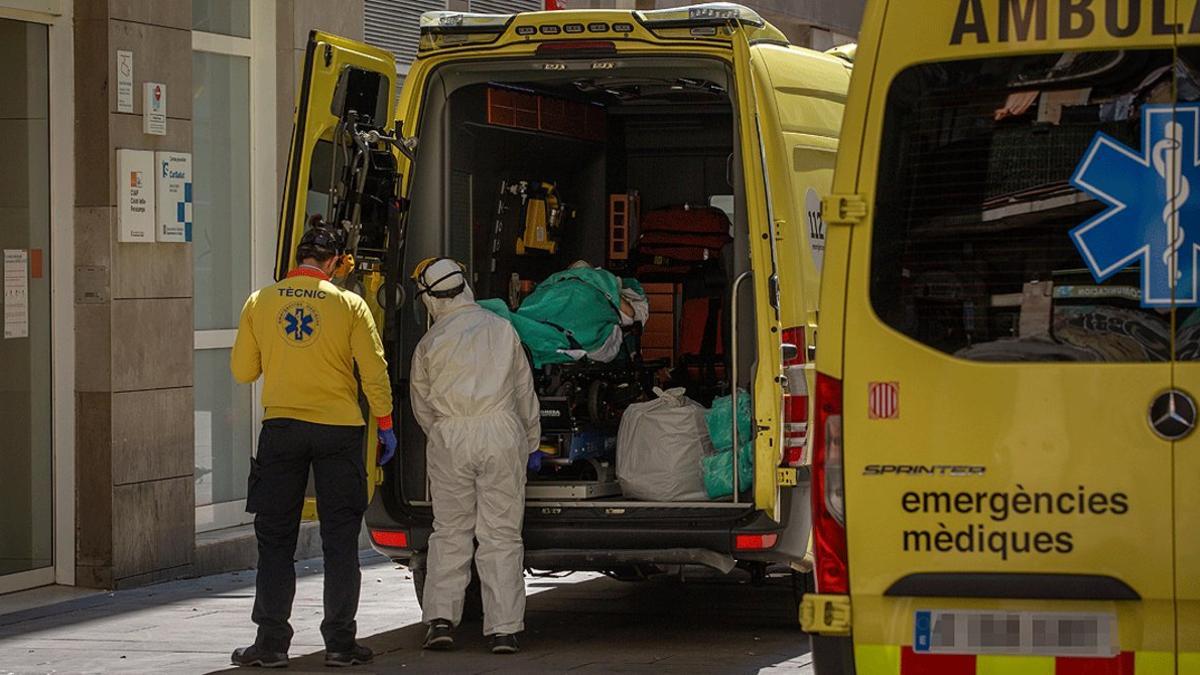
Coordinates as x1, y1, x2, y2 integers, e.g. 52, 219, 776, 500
913, 610, 1117, 657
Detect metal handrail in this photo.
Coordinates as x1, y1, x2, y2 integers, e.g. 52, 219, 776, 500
729, 271, 752, 504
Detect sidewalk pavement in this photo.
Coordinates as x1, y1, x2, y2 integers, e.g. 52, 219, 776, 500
0, 551, 813, 674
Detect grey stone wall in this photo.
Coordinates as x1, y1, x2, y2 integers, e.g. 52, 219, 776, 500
73, 0, 195, 589
752, 0, 863, 36
70, 0, 365, 590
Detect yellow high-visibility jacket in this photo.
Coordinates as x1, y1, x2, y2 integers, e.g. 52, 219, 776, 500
231, 267, 393, 428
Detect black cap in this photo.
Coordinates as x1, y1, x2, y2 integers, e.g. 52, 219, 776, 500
296, 216, 347, 262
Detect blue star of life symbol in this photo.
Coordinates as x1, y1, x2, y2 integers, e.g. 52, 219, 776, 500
1070, 105, 1200, 307
284, 308, 314, 341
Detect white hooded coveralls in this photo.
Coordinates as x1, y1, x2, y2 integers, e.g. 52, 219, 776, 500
410, 262, 540, 636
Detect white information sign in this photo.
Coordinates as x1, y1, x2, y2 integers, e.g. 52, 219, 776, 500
117, 149, 156, 243
116, 50, 133, 113
155, 151, 192, 242
4, 249, 29, 339
143, 81, 166, 135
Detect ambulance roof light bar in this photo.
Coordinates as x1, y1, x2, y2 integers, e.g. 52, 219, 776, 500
635, 3, 766, 29
420, 11, 514, 35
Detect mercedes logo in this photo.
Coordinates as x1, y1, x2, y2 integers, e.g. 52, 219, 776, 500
1149, 390, 1198, 441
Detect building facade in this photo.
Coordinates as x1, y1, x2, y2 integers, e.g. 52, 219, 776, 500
0, 0, 859, 596
647, 0, 863, 50
543, 0, 863, 49
0, 0, 367, 595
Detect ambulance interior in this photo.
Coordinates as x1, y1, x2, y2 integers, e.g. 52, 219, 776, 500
397, 58, 759, 507
869, 49, 1190, 363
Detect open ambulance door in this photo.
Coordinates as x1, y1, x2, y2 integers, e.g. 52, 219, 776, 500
729, 25, 789, 528
276, 31, 412, 519
746, 43, 852, 571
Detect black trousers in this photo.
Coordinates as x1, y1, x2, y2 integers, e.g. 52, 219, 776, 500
246, 419, 367, 653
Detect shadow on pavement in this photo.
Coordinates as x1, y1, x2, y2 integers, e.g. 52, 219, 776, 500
209, 571, 813, 675
0, 553, 369, 638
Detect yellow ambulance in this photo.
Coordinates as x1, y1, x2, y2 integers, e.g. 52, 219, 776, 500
805, 0, 1200, 672
274, 5, 850, 606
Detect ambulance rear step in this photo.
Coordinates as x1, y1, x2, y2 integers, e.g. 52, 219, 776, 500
526, 480, 622, 500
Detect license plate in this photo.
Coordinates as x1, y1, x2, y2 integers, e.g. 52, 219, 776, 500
914, 610, 1118, 657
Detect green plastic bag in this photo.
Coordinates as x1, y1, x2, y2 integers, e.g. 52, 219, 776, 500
702, 442, 753, 499
705, 391, 752, 452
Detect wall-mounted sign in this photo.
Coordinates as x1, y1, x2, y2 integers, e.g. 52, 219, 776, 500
75, 265, 109, 304
117, 50, 133, 113
117, 149, 155, 243
143, 81, 166, 135
155, 152, 192, 242
4, 249, 28, 339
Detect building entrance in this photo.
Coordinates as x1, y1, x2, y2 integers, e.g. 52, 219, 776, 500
0, 16, 53, 588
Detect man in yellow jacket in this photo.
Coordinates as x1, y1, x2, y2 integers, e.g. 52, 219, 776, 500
229, 220, 394, 669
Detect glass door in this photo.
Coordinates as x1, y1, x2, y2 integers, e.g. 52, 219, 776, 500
0, 17, 52, 583
192, 5, 255, 532
191, 0, 278, 532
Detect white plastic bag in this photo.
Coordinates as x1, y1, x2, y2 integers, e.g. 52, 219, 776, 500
616, 387, 712, 502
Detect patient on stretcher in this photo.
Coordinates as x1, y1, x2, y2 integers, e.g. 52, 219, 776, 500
479, 260, 649, 367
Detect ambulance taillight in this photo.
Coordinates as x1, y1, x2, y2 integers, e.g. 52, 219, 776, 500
781, 327, 809, 467
369, 528, 409, 549
811, 372, 848, 593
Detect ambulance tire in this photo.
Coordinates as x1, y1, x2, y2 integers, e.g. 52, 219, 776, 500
411, 559, 485, 622
810, 635, 856, 674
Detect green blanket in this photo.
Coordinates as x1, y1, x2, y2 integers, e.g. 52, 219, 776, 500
480, 268, 642, 367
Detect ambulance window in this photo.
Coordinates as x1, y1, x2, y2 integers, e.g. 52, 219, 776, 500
306, 139, 334, 224
331, 67, 390, 128
870, 50, 1175, 363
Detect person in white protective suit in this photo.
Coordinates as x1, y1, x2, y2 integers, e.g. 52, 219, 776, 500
408, 257, 540, 655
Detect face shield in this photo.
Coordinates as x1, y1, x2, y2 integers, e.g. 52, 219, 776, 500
411, 257, 472, 323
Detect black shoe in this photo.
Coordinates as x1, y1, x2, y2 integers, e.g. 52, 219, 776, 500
325, 643, 373, 667
423, 619, 454, 650
231, 644, 289, 668
489, 633, 519, 655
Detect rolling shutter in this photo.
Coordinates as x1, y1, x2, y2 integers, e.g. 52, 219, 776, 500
364, 0, 446, 67
467, 0, 541, 13
364, 0, 543, 71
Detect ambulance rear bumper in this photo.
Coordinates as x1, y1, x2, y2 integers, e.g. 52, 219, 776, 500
364, 487, 802, 571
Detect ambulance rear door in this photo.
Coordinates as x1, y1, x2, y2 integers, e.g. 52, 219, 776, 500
746, 42, 850, 556
835, 1, 1177, 670
276, 31, 407, 516
1171, 0, 1200, 669
728, 24, 787, 519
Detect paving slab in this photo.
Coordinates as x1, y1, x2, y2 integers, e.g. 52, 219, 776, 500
0, 552, 813, 674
